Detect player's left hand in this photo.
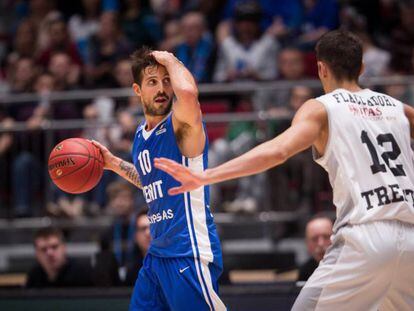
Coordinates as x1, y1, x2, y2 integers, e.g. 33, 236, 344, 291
151, 51, 176, 66
154, 157, 205, 195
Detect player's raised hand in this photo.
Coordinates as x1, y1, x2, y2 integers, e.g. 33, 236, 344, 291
154, 157, 205, 195
151, 51, 177, 66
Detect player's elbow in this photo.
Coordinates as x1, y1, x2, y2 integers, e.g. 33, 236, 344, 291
271, 148, 289, 165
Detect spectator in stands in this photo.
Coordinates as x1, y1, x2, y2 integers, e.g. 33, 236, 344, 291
213, 0, 279, 83
297, 0, 339, 50
103, 181, 138, 272
48, 52, 81, 90
113, 58, 133, 89
6, 20, 38, 70
26, 227, 93, 287
85, 11, 132, 87
358, 31, 390, 78
175, 11, 215, 83
254, 47, 307, 112
389, 0, 414, 74
121, 0, 162, 50
6, 57, 38, 94
37, 17, 83, 67
218, 0, 302, 41
0, 111, 14, 215
8, 61, 49, 218
158, 18, 182, 52
68, 0, 101, 63
24, 0, 56, 30
267, 86, 326, 214
298, 215, 333, 281
125, 207, 150, 285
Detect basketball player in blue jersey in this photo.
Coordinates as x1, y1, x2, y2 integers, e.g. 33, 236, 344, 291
155, 30, 414, 310
92, 48, 226, 311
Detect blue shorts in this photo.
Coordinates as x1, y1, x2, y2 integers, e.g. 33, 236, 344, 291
129, 254, 226, 311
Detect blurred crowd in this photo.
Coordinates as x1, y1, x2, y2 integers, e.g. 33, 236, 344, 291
0, 0, 414, 219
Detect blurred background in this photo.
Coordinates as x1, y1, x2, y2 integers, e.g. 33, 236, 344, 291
0, 0, 413, 310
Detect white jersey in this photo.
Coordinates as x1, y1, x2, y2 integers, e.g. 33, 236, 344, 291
314, 88, 414, 232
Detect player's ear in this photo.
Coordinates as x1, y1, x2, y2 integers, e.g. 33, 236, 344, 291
133, 83, 141, 97
317, 61, 328, 79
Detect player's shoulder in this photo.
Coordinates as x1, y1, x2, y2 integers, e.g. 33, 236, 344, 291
293, 98, 328, 123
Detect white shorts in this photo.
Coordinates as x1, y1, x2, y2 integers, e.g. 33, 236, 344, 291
292, 220, 414, 311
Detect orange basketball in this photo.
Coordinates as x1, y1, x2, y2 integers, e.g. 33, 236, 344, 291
48, 138, 104, 194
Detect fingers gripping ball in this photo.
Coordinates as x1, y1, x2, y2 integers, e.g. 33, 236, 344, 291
48, 138, 104, 194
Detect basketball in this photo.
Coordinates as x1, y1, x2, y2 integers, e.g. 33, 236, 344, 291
48, 138, 104, 194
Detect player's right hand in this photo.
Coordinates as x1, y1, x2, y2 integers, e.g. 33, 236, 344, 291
90, 140, 118, 171
154, 157, 205, 195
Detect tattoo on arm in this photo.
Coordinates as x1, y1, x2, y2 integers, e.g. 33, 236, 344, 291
119, 161, 142, 189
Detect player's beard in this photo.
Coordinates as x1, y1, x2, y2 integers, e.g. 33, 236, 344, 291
142, 93, 173, 117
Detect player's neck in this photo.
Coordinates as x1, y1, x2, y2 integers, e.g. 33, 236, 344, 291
144, 114, 167, 131
325, 80, 362, 93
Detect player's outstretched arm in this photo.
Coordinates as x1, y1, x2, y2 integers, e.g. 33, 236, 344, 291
91, 140, 142, 189
152, 51, 204, 157
154, 99, 327, 195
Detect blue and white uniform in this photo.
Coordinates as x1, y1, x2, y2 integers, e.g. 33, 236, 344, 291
130, 113, 226, 311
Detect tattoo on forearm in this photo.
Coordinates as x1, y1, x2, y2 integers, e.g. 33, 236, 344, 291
119, 161, 142, 189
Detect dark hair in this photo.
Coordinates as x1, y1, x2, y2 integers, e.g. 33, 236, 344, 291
130, 46, 158, 85
307, 213, 334, 226
234, 0, 262, 22
106, 180, 134, 201
135, 207, 149, 224
315, 30, 363, 82
34, 227, 65, 244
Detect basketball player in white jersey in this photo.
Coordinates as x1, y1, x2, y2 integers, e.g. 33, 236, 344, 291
154, 30, 414, 310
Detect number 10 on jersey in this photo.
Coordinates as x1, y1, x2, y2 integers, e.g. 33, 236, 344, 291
138, 150, 152, 175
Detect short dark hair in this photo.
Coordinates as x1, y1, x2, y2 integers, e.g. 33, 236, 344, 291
135, 207, 149, 225
34, 227, 65, 245
130, 46, 158, 85
315, 30, 363, 82
106, 180, 134, 201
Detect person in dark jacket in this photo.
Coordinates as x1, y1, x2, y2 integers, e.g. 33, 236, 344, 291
125, 208, 151, 286
298, 215, 333, 281
26, 227, 92, 287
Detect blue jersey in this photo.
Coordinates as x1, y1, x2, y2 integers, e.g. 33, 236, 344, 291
131, 113, 222, 268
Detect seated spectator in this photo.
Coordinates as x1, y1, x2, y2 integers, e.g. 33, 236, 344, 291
218, 0, 302, 41
158, 18, 183, 52
175, 11, 215, 83
297, 0, 339, 50
68, 0, 101, 63
26, 227, 93, 287
389, 0, 414, 74
37, 17, 83, 67
254, 46, 308, 112
125, 208, 151, 285
85, 11, 132, 87
0, 111, 14, 215
48, 52, 81, 90
358, 31, 390, 78
213, 0, 279, 83
6, 57, 38, 94
102, 181, 139, 272
121, 0, 162, 50
298, 215, 333, 282
11, 72, 54, 218
6, 20, 38, 69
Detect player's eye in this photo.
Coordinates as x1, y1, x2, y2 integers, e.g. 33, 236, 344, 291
163, 78, 170, 85
148, 79, 157, 86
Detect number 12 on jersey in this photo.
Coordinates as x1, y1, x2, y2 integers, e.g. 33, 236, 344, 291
361, 130, 406, 177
